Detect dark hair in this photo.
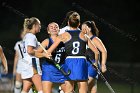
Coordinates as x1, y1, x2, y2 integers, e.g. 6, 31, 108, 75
68, 12, 80, 28
83, 21, 99, 36
60, 11, 75, 28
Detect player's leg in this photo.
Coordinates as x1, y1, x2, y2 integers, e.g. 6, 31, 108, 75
58, 83, 66, 93
21, 79, 32, 93
42, 81, 53, 93
88, 77, 97, 93
14, 73, 22, 93
65, 80, 75, 93
32, 74, 43, 93
78, 80, 88, 93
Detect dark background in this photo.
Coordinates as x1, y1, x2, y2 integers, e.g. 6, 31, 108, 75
0, 0, 139, 62
0, 0, 140, 92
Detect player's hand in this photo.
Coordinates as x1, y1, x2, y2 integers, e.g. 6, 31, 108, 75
82, 25, 90, 34
101, 64, 107, 73
43, 52, 52, 59
3, 67, 8, 74
93, 62, 98, 68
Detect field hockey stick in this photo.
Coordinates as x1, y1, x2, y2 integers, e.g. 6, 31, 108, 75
38, 42, 71, 76
84, 34, 98, 65
89, 58, 116, 93
84, 34, 116, 93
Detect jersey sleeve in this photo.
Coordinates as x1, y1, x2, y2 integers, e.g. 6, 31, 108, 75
59, 26, 70, 35
26, 34, 37, 47
14, 42, 19, 51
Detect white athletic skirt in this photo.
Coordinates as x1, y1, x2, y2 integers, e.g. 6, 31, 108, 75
21, 57, 42, 79
16, 59, 23, 74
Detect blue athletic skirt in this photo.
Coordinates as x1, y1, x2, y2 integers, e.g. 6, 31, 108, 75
41, 61, 66, 83
65, 56, 88, 81
87, 60, 98, 79
87, 59, 100, 79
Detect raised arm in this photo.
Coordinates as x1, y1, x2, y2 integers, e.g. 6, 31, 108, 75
0, 46, 8, 74
35, 39, 49, 58
87, 39, 99, 66
47, 36, 61, 53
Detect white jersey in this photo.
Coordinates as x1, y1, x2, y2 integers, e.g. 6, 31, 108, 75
59, 26, 80, 35
59, 26, 70, 35
22, 33, 39, 59
14, 41, 24, 74
21, 33, 42, 79
14, 41, 23, 60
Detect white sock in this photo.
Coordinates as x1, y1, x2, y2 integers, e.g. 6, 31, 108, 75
38, 90, 43, 93
28, 88, 33, 93
21, 91, 27, 93
60, 90, 64, 93
14, 87, 21, 93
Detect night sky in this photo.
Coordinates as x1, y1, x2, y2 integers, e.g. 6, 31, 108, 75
0, 0, 140, 63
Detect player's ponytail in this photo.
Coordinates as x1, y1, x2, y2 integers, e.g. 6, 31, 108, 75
23, 17, 40, 34
83, 21, 99, 37
68, 12, 80, 28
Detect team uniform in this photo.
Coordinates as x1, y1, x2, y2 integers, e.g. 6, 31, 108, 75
21, 33, 42, 79
59, 26, 80, 35
64, 30, 88, 80
41, 38, 66, 83
59, 26, 70, 35
86, 35, 100, 79
60, 26, 97, 80
14, 41, 24, 74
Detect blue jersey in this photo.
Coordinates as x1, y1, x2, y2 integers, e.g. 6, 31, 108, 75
41, 38, 66, 83
42, 38, 65, 64
86, 35, 96, 61
64, 30, 88, 80
65, 30, 86, 56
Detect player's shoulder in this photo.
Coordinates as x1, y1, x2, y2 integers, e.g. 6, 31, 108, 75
25, 33, 35, 39
0, 45, 2, 52
59, 26, 70, 35
59, 31, 69, 38
41, 38, 50, 47
42, 38, 49, 43
26, 33, 35, 37
93, 36, 101, 41
0, 45, 2, 49
61, 26, 70, 30
15, 40, 22, 46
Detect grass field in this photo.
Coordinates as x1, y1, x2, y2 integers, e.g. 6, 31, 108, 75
0, 79, 140, 93
97, 81, 140, 93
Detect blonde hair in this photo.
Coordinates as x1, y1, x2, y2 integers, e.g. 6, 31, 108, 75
23, 17, 40, 34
